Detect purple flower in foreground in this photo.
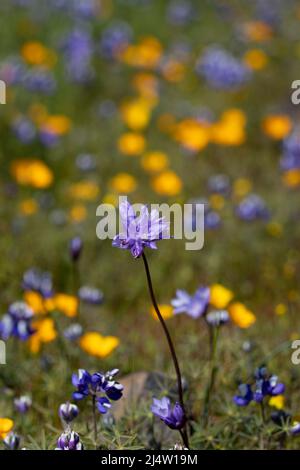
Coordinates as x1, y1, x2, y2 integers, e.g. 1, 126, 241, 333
56, 430, 83, 450
112, 200, 170, 258
171, 287, 210, 318
59, 402, 79, 424
151, 397, 186, 430
3, 432, 20, 450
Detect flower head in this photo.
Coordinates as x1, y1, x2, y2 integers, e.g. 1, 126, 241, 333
234, 366, 285, 407
72, 369, 123, 414
171, 287, 209, 318
0, 418, 14, 439
0, 302, 34, 341
22, 268, 53, 298
151, 397, 186, 430
59, 402, 79, 424
70, 237, 83, 262
3, 432, 20, 450
112, 199, 169, 258
56, 430, 83, 450
14, 395, 32, 414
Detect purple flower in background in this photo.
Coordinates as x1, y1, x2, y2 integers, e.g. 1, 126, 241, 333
12, 117, 36, 144
56, 430, 83, 450
167, 0, 194, 26
196, 46, 251, 90
22, 268, 53, 298
23, 69, 56, 94
62, 28, 94, 84
112, 200, 170, 258
0, 302, 34, 341
233, 383, 253, 406
14, 395, 32, 414
78, 286, 104, 305
99, 22, 132, 60
59, 402, 79, 423
236, 194, 270, 222
281, 131, 300, 171
70, 236, 83, 262
171, 287, 209, 318
151, 397, 186, 430
72, 369, 123, 414
63, 323, 83, 341
208, 174, 231, 195
206, 310, 229, 327
205, 211, 221, 230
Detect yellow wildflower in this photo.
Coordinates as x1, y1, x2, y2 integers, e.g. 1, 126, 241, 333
21, 41, 56, 67
0, 418, 14, 439
121, 37, 163, 69
229, 302, 256, 328
262, 115, 292, 140
118, 132, 146, 156
174, 119, 210, 152
54, 294, 78, 317
283, 169, 300, 188
11, 159, 53, 189
121, 98, 152, 131
68, 181, 99, 201
29, 318, 57, 354
19, 198, 38, 216
210, 284, 234, 309
243, 49, 268, 70
41, 115, 71, 136
269, 395, 285, 410
109, 173, 137, 193
150, 304, 173, 321
141, 151, 169, 173
151, 170, 182, 196
69, 205, 87, 223
79, 332, 119, 358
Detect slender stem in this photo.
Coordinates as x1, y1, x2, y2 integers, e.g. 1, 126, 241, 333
260, 401, 266, 425
202, 325, 219, 426
92, 395, 97, 444
141, 252, 189, 449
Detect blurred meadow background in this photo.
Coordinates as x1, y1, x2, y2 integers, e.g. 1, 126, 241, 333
1, 0, 300, 450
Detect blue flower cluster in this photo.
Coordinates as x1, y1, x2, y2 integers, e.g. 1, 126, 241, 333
234, 366, 285, 406
72, 368, 123, 414
196, 46, 251, 90
0, 302, 34, 341
236, 194, 270, 222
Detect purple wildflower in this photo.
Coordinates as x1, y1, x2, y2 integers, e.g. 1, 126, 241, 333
56, 430, 83, 450
171, 287, 210, 318
0, 302, 34, 341
72, 369, 123, 414
70, 236, 83, 262
112, 200, 170, 258
14, 395, 32, 414
59, 402, 79, 423
233, 384, 253, 406
78, 286, 104, 305
196, 46, 251, 90
151, 397, 186, 430
22, 268, 53, 298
